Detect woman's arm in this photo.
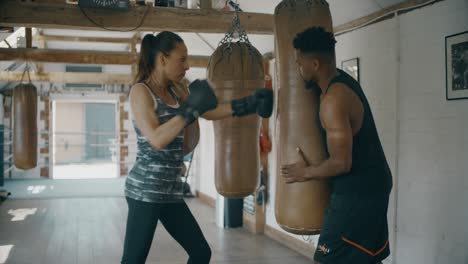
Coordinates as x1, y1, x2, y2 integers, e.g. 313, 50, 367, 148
202, 103, 233, 120
174, 80, 233, 121
173, 80, 272, 121
203, 87, 273, 120
130, 84, 185, 150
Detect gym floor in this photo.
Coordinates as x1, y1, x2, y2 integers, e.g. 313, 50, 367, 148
0, 180, 311, 264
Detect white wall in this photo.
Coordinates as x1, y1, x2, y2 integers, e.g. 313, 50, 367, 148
194, 119, 217, 198
395, 1, 468, 263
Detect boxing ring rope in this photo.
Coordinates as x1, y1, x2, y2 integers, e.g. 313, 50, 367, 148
40, 130, 141, 165
0, 125, 197, 198
0, 128, 191, 167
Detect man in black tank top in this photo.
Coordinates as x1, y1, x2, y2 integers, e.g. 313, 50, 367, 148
281, 27, 392, 264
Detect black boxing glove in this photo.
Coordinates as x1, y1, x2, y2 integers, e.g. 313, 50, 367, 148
255, 88, 273, 118
177, 79, 218, 126
231, 88, 273, 118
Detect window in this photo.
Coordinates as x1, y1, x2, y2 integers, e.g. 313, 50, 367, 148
65, 65, 103, 90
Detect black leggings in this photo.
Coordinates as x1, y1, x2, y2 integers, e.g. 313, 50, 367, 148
121, 197, 211, 264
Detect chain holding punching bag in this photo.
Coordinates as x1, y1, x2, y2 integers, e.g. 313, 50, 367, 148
208, 11, 264, 198
13, 69, 38, 170
274, 0, 333, 235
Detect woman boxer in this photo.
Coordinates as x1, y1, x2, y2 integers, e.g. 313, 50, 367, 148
121, 31, 273, 264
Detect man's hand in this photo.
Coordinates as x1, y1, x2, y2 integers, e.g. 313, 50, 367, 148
281, 161, 309, 184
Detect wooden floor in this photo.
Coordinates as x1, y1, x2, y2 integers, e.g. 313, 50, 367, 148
0, 197, 312, 264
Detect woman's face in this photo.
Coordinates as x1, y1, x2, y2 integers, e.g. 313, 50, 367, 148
159, 42, 190, 82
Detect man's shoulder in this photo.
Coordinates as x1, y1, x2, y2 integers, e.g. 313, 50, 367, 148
321, 83, 352, 110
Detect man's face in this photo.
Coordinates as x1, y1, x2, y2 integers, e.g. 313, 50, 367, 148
295, 50, 319, 83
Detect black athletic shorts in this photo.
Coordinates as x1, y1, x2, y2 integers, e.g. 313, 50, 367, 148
314, 193, 390, 264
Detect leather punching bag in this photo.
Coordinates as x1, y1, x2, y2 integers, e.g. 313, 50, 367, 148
274, 0, 333, 235
13, 83, 38, 170
208, 42, 264, 198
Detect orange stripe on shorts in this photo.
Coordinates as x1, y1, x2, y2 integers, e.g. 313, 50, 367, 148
341, 237, 389, 257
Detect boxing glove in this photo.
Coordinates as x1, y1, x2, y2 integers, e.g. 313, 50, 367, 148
231, 88, 273, 118
178, 79, 218, 126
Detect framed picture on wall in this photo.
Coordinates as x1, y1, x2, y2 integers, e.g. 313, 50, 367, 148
341, 58, 360, 83
446, 31, 468, 100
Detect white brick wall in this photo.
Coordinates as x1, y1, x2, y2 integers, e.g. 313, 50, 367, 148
396, 0, 468, 263
123, 100, 137, 176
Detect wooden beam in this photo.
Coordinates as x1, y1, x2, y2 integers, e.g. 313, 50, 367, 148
34, 0, 73, 3
25, 28, 32, 48
0, 71, 132, 84
130, 32, 140, 53
130, 32, 139, 77
0, 48, 210, 68
0, 48, 137, 65
37, 33, 47, 73
34, 35, 138, 44
334, 0, 440, 34
0, 1, 274, 34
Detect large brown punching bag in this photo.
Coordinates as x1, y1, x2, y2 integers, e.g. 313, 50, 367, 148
274, 0, 333, 235
13, 83, 38, 169
208, 42, 264, 198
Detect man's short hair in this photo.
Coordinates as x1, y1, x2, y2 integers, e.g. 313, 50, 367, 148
293, 27, 337, 61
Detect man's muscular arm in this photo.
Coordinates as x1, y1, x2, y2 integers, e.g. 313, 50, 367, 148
305, 83, 353, 179
281, 83, 355, 183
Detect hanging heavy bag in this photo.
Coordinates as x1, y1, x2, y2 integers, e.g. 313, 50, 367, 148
13, 68, 38, 170
208, 10, 266, 198
274, 0, 333, 235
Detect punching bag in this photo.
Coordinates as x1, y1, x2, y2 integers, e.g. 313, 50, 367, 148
13, 83, 38, 170
274, 0, 333, 235
208, 42, 264, 198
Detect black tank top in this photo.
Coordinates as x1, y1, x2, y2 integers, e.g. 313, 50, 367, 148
317, 69, 393, 196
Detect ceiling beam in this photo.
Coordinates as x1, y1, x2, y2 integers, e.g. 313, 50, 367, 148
0, 71, 132, 84
25, 28, 33, 48
0, 0, 274, 34
1, 0, 440, 43
334, 0, 441, 34
0, 48, 210, 68
34, 35, 138, 44
0, 48, 137, 65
